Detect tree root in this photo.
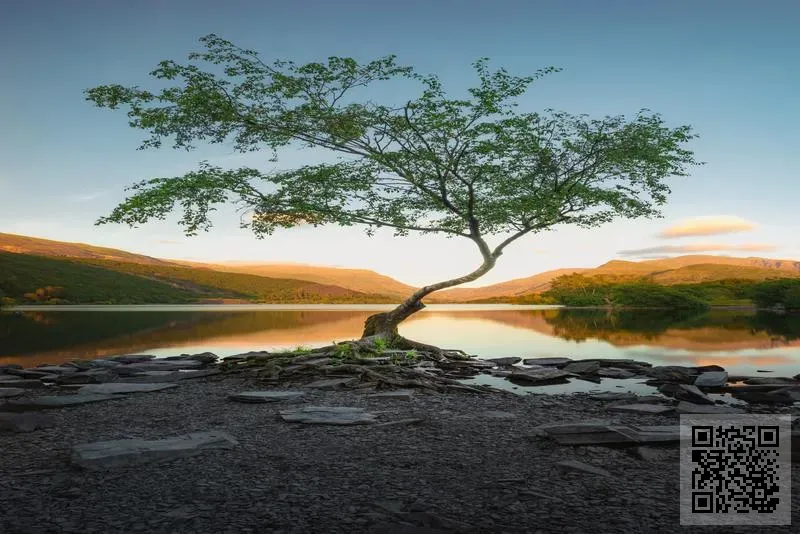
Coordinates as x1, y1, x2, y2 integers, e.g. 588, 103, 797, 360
218, 336, 499, 394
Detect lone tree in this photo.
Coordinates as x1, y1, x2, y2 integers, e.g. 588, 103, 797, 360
87, 34, 699, 350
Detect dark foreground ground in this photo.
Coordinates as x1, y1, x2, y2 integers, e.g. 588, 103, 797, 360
1, 375, 798, 534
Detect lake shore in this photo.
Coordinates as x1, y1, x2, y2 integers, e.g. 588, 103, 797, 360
2, 371, 799, 533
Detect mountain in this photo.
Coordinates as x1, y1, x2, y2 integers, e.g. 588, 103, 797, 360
429, 268, 589, 302
0, 232, 175, 266
174, 260, 417, 299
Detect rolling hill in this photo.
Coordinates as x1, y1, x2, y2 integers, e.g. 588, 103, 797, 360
175, 260, 417, 299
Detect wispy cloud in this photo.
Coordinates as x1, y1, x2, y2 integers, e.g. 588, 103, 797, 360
66, 191, 106, 202
658, 215, 757, 238
618, 243, 777, 257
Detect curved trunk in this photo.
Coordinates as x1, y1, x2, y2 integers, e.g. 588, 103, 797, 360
361, 258, 497, 340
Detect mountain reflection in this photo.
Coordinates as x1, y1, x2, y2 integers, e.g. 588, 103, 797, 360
2, 307, 800, 367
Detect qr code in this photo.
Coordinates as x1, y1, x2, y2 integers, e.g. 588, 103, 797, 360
680, 414, 792, 526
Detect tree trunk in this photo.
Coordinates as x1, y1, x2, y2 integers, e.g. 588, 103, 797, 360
361, 257, 497, 341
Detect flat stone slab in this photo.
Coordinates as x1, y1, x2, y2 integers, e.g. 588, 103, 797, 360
7, 394, 121, 410
34, 366, 77, 374
607, 404, 675, 415
556, 460, 613, 478
486, 357, 521, 366
0, 412, 55, 433
508, 368, 572, 385
228, 391, 305, 403
523, 357, 572, 367
72, 430, 238, 471
596, 367, 636, 379
615, 426, 680, 444
659, 383, 714, 405
676, 401, 746, 414
694, 371, 728, 387
0, 387, 26, 398
369, 390, 415, 401
279, 406, 377, 425
563, 361, 601, 374
78, 383, 178, 395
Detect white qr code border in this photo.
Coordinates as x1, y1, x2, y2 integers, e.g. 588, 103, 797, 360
680, 414, 792, 526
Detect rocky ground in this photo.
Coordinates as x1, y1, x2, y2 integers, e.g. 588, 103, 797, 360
1, 371, 799, 533
2, 353, 800, 533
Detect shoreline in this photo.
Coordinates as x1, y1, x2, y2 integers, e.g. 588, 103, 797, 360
2, 372, 798, 533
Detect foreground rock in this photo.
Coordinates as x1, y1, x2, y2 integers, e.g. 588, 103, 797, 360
534, 422, 680, 446
279, 406, 378, 425
676, 401, 746, 414
608, 404, 675, 415
693, 371, 728, 387
0, 387, 26, 398
658, 383, 714, 405
71, 430, 238, 471
78, 383, 178, 395
228, 391, 305, 403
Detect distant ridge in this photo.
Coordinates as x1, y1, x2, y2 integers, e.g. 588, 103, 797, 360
2, 232, 800, 303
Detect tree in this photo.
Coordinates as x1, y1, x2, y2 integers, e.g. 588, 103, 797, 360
86, 34, 700, 349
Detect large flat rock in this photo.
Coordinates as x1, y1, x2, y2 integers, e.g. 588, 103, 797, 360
229, 391, 305, 403
72, 430, 238, 471
694, 371, 728, 387
78, 383, 178, 395
508, 368, 572, 385
279, 406, 377, 425
522, 357, 573, 367
608, 404, 675, 415
6, 394, 122, 410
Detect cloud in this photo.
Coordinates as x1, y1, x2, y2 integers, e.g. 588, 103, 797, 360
66, 191, 106, 202
618, 243, 777, 257
156, 240, 183, 245
658, 216, 757, 238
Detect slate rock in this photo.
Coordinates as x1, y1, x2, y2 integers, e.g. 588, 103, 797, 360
56, 369, 118, 385
647, 366, 697, 384
676, 401, 746, 414
3, 368, 57, 380
742, 377, 797, 386
0, 378, 45, 389
78, 383, 178, 395
486, 357, 521, 366
72, 430, 238, 470
608, 404, 675, 415
279, 406, 377, 425
522, 357, 572, 367
508, 367, 572, 385
228, 391, 305, 403
108, 355, 158, 363
635, 446, 677, 462
731, 390, 796, 405
35, 365, 77, 374
589, 392, 638, 402
563, 361, 601, 374
659, 383, 714, 405
694, 371, 728, 388
0, 412, 55, 433
596, 367, 636, 379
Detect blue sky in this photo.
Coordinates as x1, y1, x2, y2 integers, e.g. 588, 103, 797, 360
1, 0, 798, 286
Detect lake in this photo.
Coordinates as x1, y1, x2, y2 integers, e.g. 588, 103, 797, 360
3, 304, 800, 394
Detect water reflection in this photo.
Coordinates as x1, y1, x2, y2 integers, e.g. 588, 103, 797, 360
2, 307, 800, 376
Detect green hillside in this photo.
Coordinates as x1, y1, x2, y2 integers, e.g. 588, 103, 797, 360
0, 251, 228, 304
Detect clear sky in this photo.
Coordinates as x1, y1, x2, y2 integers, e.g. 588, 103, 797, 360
1, 0, 798, 287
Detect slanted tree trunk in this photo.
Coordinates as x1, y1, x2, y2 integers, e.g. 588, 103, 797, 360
361, 258, 498, 347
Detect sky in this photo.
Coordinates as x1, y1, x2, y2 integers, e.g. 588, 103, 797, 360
1, 0, 799, 287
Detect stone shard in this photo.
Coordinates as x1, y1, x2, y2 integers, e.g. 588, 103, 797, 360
7, 394, 122, 410
228, 391, 305, 403
556, 460, 613, 478
646, 366, 697, 384
0, 378, 46, 389
0, 412, 55, 433
508, 367, 573, 385
607, 404, 675, 415
485, 357, 522, 366
522, 357, 573, 367
659, 383, 714, 405
596, 367, 636, 379
71, 430, 238, 471
78, 383, 178, 395
676, 401, 746, 414
693, 371, 729, 388
279, 406, 377, 425
741, 377, 797, 386
563, 361, 602, 374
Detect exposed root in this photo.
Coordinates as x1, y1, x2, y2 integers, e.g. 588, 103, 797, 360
217, 336, 499, 394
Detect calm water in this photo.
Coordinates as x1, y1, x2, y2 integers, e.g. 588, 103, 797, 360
3, 305, 800, 394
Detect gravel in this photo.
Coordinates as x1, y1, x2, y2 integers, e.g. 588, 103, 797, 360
1, 375, 798, 533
